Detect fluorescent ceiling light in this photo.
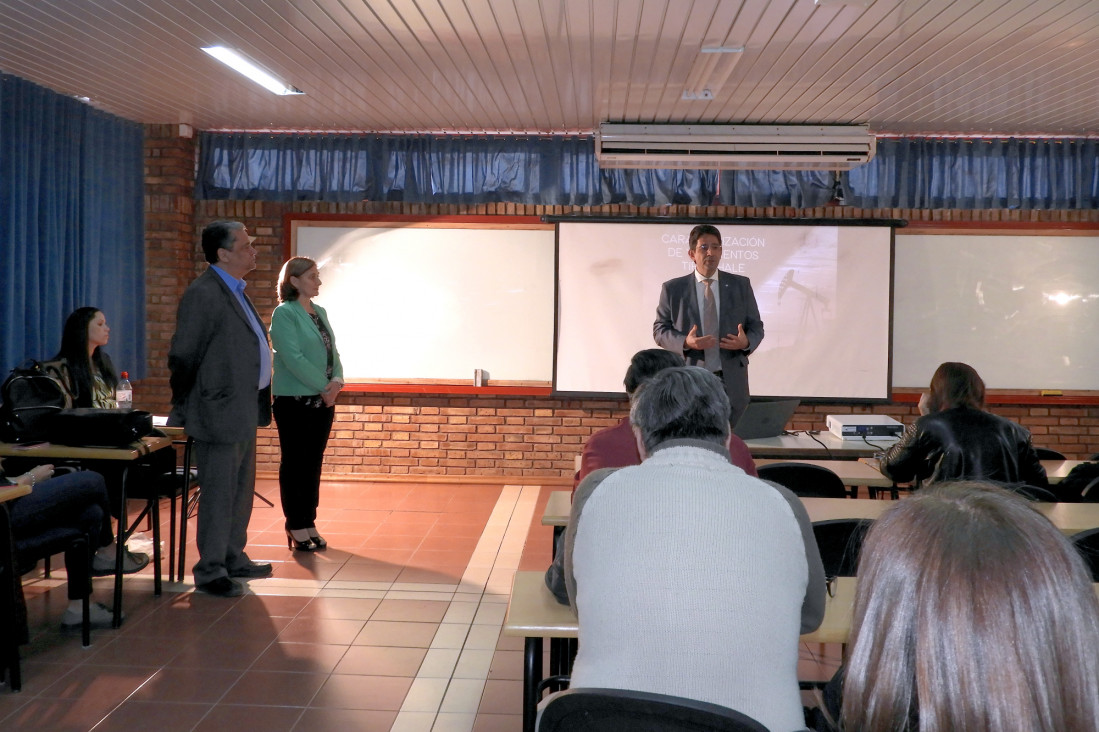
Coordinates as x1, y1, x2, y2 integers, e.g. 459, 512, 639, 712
201, 46, 304, 95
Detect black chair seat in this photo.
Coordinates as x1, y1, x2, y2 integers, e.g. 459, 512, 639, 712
1034, 447, 1067, 461
539, 687, 769, 732
757, 463, 848, 499
812, 519, 873, 578
1072, 528, 1099, 582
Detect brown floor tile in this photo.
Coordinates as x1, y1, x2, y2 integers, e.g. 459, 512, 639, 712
252, 642, 350, 674
395, 566, 465, 584
353, 620, 439, 648
424, 523, 487, 540
222, 670, 329, 706
479, 679, 523, 715
278, 617, 367, 645
309, 674, 413, 710
167, 636, 274, 670
0, 695, 126, 731
473, 712, 524, 732
487, 650, 524, 680
129, 667, 244, 703
330, 563, 402, 583
346, 548, 415, 565
333, 645, 427, 676
94, 700, 214, 732
371, 599, 451, 623
206, 612, 294, 641
362, 533, 425, 550
296, 596, 381, 621
411, 546, 477, 565
194, 704, 304, 731
293, 707, 399, 731
36, 663, 152, 703
227, 593, 313, 619
85, 633, 184, 667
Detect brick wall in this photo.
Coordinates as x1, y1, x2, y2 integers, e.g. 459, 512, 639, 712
139, 130, 1099, 478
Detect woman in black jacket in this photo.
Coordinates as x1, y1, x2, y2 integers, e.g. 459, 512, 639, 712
879, 362, 1048, 493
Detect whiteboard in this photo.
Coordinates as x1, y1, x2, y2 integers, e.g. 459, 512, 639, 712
893, 234, 1099, 390
294, 222, 555, 384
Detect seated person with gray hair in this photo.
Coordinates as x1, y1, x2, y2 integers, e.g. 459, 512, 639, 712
546, 349, 758, 603
551, 366, 826, 731
571, 348, 757, 493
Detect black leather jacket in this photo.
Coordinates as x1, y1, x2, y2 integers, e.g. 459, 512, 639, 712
880, 407, 1048, 489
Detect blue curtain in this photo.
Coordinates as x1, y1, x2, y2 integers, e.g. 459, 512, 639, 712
844, 138, 1099, 209
717, 170, 835, 207
0, 75, 146, 379
198, 131, 1099, 211
197, 132, 724, 206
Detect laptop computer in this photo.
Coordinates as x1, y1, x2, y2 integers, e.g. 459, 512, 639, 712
732, 399, 801, 440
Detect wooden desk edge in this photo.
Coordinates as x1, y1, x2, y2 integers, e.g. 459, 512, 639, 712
0, 483, 32, 504
503, 571, 854, 645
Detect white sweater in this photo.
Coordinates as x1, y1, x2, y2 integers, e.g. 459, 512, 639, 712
567, 441, 815, 732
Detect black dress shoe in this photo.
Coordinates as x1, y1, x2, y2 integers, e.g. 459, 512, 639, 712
196, 577, 244, 597
228, 561, 273, 578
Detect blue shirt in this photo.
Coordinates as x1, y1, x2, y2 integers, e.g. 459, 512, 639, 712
211, 264, 272, 389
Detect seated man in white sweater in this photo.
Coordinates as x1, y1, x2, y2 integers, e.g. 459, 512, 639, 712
558, 366, 826, 732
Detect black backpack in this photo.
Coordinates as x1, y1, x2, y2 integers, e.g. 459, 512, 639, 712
0, 360, 71, 442
1057, 461, 1099, 503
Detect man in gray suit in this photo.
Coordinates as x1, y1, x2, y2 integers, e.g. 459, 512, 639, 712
168, 221, 274, 597
654, 224, 764, 426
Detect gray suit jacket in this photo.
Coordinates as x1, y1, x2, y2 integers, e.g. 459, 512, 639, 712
167, 267, 272, 443
653, 270, 764, 416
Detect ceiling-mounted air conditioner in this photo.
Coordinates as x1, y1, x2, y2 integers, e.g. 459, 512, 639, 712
595, 123, 876, 170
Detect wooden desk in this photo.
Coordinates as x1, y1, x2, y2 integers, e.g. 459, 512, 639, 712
0, 484, 31, 504
800, 496, 1099, 535
0, 436, 174, 627
743, 432, 898, 460
503, 571, 855, 732
541, 460, 894, 528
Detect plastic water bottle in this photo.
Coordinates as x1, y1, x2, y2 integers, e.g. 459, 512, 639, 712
116, 371, 133, 411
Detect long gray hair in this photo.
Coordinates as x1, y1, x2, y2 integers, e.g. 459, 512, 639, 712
842, 481, 1099, 732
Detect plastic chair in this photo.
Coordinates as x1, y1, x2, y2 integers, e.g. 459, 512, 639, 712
538, 688, 769, 732
1034, 447, 1067, 461
757, 462, 848, 499
1072, 528, 1099, 582
812, 519, 873, 578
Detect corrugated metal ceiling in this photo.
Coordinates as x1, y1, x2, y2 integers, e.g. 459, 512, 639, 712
1, 0, 1096, 135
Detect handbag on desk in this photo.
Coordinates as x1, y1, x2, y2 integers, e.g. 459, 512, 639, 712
0, 360, 71, 442
47, 408, 154, 448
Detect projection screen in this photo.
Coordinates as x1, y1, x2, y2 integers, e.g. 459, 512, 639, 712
554, 220, 895, 400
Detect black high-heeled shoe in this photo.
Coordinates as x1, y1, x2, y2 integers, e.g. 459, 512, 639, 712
306, 527, 327, 550
286, 527, 318, 552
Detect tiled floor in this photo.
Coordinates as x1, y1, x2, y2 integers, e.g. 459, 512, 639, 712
1, 478, 841, 731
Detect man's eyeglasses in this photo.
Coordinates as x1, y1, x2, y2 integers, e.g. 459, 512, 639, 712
695, 244, 723, 253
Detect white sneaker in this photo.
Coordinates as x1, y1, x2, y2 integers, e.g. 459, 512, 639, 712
60, 602, 123, 631
92, 547, 150, 576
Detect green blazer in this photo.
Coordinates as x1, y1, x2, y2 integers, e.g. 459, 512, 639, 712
269, 300, 343, 397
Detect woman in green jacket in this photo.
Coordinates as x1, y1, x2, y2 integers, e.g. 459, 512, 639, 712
270, 257, 344, 551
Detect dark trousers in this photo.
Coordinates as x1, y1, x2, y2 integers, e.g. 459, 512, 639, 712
192, 436, 257, 585
9, 471, 113, 600
273, 396, 335, 531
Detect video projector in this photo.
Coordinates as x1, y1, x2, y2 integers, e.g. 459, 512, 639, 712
826, 414, 904, 440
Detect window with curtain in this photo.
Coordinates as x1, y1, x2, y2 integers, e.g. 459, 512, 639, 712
199, 131, 1099, 212
0, 74, 146, 378
843, 138, 1099, 210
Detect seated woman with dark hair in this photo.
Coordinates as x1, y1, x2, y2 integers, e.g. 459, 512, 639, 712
827, 481, 1099, 732
46, 306, 174, 570
3, 461, 144, 630
880, 361, 1048, 493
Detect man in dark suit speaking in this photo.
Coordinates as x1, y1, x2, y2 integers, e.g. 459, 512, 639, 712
168, 221, 274, 597
653, 224, 764, 425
